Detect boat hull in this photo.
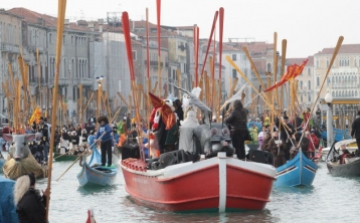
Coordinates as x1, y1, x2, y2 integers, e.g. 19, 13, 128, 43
54, 153, 79, 161
121, 153, 275, 212
274, 151, 318, 187
77, 163, 117, 186
327, 159, 360, 177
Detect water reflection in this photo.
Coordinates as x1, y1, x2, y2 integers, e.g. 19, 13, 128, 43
3, 161, 360, 222
77, 184, 118, 196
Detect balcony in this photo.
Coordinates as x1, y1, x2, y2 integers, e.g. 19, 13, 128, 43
76, 77, 94, 86
29, 77, 47, 86
1, 43, 20, 54
49, 77, 70, 86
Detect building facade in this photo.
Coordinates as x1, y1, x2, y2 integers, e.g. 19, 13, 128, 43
0, 9, 22, 124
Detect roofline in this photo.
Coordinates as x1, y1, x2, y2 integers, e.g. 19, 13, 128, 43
0, 9, 23, 19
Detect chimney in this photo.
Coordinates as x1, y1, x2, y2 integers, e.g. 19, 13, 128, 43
88, 22, 94, 31
131, 20, 135, 32
37, 18, 44, 26
64, 19, 70, 28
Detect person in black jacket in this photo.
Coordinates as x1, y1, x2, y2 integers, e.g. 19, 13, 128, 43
37, 117, 49, 163
173, 99, 184, 126
224, 100, 250, 160
351, 111, 360, 156
14, 173, 49, 223
276, 116, 295, 160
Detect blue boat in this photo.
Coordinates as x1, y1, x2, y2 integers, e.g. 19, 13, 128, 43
274, 150, 318, 187
77, 147, 117, 187
321, 128, 351, 143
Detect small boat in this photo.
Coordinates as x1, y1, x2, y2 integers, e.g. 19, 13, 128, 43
55, 137, 87, 161
322, 141, 357, 161
326, 139, 360, 177
54, 151, 79, 161
274, 150, 318, 187
321, 128, 351, 142
121, 152, 275, 212
77, 147, 117, 187
85, 209, 96, 223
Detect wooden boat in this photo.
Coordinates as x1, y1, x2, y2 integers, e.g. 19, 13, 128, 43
121, 152, 275, 212
77, 147, 117, 187
322, 141, 357, 161
54, 139, 86, 161
326, 139, 360, 177
274, 150, 318, 187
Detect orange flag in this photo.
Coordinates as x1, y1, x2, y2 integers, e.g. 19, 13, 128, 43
265, 59, 308, 92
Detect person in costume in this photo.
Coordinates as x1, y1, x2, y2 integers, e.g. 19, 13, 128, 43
14, 173, 49, 223
179, 107, 199, 154
173, 98, 184, 126
148, 93, 178, 154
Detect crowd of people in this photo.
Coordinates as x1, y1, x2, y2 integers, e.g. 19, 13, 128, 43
251, 109, 321, 167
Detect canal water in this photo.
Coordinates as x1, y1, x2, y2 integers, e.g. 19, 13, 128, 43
2, 158, 359, 223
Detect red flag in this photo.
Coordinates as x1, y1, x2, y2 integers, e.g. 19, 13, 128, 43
265, 59, 308, 92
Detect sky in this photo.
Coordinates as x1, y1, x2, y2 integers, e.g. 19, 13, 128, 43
2, 0, 359, 58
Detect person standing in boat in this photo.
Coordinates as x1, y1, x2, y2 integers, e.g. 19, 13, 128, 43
224, 100, 251, 160
95, 116, 113, 167
351, 111, 360, 156
14, 173, 49, 223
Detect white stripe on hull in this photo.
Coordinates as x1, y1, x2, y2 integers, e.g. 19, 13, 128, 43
218, 152, 227, 213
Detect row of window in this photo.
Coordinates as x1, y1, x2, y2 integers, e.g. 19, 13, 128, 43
49, 57, 88, 78
48, 33, 88, 45
332, 90, 358, 98
338, 57, 350, 67
0, 22, 21, 45
315, 57, 360, 68
28, 28, 46, 47
300, 95, 312, 103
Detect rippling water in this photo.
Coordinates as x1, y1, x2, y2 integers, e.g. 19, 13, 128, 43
2, 158, 360, 223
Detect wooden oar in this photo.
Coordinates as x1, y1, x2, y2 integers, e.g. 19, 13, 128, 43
46, 0, 67, 220
297, 36, 344, 145
56, 155, 82, 182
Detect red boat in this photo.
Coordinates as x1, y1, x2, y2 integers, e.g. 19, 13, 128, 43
121, 152, 276, 212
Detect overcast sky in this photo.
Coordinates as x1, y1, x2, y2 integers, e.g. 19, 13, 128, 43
2, 0, 357, 58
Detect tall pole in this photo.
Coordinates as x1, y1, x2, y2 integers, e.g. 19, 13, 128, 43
218, 7, 224, 107
327, 103, 333, 147
156, 0, 162, 97
46, 0, 67, 221
97, 80, 102, 119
